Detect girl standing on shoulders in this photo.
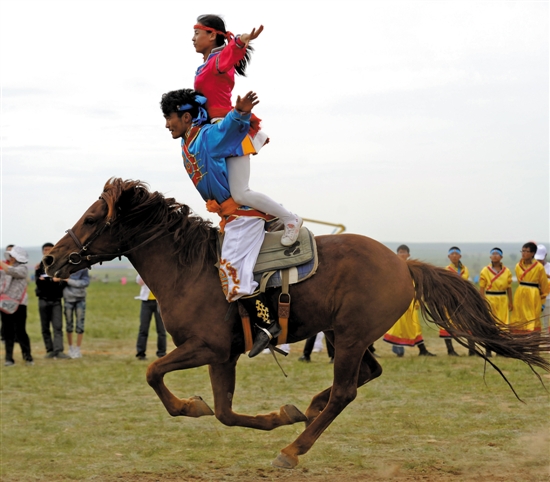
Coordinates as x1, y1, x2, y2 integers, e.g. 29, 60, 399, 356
478, 247, 513, 357
192, 14, 302, 246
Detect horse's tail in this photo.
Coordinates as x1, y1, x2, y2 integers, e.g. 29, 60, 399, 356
407, 260, 550, 395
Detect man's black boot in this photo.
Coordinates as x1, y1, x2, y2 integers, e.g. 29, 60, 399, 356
445, 338, 459, 356
239, 292, 281, 358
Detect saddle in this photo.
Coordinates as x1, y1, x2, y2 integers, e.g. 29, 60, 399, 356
217, 227, 319, 351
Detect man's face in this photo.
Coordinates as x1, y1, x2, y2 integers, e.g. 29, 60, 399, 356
165, 112, 191, 139
489, 253, 502, 264
521, 248, 535, 261
397, 249, 409, 261
448, 252, 461, 265
42, 246, 53, 256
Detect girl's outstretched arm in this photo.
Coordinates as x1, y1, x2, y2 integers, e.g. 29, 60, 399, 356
239, 25, 264, 47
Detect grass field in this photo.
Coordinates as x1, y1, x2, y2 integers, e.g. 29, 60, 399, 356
1, 279, 549, 481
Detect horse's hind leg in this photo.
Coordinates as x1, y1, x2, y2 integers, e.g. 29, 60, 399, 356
273, 340, 368, 469
209, 360, 307, 430
304, 341, 382, 427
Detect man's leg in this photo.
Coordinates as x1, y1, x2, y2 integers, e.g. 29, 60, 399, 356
136, 301, 154, 359
153, 302, 167, 358
13, 306, 32, 362
39, 299, 54, 355
299, 336, 316, 362
220, 217, 280, 357
51, 300, 65, 355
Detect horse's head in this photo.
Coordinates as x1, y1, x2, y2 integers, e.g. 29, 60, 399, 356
43, 178, 145, 278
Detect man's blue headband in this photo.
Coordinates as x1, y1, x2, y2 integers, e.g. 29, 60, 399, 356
177, 94, 208, 126
448, 248, 461, 255
490, 248, 503, 256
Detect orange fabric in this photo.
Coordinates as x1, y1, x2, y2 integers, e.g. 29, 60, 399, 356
205, 197, 240, 232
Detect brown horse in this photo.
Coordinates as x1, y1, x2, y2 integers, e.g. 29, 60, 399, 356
44, 178, 550, 469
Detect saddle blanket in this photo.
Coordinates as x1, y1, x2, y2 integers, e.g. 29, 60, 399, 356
253, 227, 318, 290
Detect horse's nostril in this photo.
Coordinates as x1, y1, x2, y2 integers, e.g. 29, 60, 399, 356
43, 255, 54, 266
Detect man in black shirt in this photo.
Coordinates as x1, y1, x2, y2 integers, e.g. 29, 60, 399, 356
36, 243, 69, 359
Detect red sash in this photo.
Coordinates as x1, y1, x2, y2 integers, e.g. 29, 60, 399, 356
487, 265, 506, 291
518, 261, 538, 281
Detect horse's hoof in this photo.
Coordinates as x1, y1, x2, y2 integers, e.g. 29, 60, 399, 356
281, 404, 307, 424
271, 451, 298, 469
190, 396, 214, 417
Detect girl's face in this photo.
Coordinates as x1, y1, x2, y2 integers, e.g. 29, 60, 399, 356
192, 27, 217, 56
448, 252, 461, 265
490, 253, 502, 264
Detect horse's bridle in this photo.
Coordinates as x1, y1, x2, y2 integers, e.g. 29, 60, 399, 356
65, 220, 114, 266
64, 196, 169, 267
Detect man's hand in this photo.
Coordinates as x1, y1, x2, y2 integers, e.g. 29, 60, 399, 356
240, 25, 264, 47
235, 91, 259, 114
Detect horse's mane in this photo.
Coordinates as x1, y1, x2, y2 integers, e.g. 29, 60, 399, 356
101, 177, 216, 267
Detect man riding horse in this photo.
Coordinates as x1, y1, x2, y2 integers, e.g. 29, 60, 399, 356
160, 88, 289, 357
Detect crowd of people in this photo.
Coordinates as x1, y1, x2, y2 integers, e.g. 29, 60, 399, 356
1, 240, 548, 366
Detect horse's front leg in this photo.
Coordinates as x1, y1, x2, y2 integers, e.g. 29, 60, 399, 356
209, 361, 307, 430
146, 337, 219, 418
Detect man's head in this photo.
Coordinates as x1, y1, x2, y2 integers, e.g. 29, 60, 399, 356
448, 246, 461, 265
535, 244, 547, 264
489, 247, 503, 264
160, 89, 208, 139
4, 244, 14, 261
521, 242, 537, 261
396, 244, 410, 261
42, 242, 54, 256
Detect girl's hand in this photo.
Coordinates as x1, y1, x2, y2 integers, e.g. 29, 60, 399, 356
240, 25, 264, 47
235, 91, 259, 114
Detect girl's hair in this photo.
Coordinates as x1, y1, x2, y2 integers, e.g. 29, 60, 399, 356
160, 89, 208, 123
197, 14, 253, 77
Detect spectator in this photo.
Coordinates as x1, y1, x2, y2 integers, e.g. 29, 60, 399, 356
535, 244, 550, 332
36, 242, 69, 359
299, 332, 334, 363
511, 242, 549, 333
62, 268, 90, 359
135, 274, 167, 360
383, 245, 435, 357
440, 247, 469, 356
478, 247, 513, 357
1, 244, 15, 342
0, 246, 34, 366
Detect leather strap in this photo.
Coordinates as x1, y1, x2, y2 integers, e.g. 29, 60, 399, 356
277, 269, 290, 345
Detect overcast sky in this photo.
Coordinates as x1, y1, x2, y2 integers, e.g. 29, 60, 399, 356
1, 0, 548, 248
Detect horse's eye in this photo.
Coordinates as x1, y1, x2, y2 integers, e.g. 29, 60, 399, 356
84, 217, 96, 225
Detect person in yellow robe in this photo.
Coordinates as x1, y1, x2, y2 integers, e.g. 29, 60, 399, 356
440, 246, 469, 356
383, 245, 435, 357
478, 247, 513, 356
511, 242, 549, 332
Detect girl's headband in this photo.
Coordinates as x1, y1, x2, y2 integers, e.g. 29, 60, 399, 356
448, 248, 461, 255
177, 94, 208, 126
490, 248, 503, 256
194, 24, 234, 41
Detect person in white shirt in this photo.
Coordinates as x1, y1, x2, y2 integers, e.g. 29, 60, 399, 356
135, 275, 167, 360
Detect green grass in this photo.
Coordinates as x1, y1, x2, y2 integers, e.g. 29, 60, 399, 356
1, 280, 549, 481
